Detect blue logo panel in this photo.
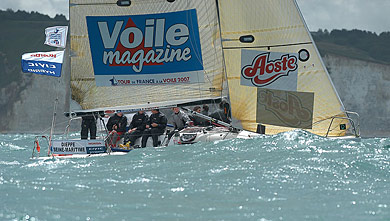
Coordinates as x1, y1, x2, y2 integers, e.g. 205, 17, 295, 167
86, 9, 204, 86
22, 60, 62, 77
86, 146, 107, 154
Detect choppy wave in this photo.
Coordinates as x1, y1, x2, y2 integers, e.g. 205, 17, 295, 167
0, 131, 389, 220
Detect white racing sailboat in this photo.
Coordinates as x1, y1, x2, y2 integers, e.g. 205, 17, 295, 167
32, 0, 359, 159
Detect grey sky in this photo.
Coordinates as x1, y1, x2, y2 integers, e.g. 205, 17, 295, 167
0, 0, 388, 34
297, 0, 390, 34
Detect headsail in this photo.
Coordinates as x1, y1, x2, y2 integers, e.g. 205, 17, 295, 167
69, 0, 226, 111
217, 0, 349, 136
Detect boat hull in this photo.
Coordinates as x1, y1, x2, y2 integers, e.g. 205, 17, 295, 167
167, 126, 261, 145
167, 126, 360, 146
31, 151, 127, 160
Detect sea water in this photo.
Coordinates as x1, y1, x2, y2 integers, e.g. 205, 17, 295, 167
0, 131, 389, 221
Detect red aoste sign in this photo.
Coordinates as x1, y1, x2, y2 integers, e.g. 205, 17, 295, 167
241, 49, 298, 91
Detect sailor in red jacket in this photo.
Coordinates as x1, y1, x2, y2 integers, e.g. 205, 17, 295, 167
106, 111, 128, 147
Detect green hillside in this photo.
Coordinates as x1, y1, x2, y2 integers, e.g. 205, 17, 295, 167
0, 9, 68, 88
312, 29, 390, 65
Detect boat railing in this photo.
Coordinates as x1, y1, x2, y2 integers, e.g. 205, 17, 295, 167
325, 111, 360, 138
64, 117, 74, 139
64, 115, 110, 141
32, 136, 50, 158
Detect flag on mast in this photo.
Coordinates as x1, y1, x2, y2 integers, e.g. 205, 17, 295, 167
21, 51, 64, 77
44, 26, 68, 48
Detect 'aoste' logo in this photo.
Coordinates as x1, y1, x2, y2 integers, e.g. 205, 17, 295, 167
242, 52, 298, 87
259, 90, 312, 128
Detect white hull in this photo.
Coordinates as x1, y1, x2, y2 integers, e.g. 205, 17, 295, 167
167, 126, 261, 145
327, 135, 361, 141
30, 151, 127, 160
31, 134, 170, 160
168, 126, 360, 146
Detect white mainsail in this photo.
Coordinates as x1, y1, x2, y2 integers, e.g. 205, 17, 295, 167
217, 0, 350, 136
69, 0, 227, 111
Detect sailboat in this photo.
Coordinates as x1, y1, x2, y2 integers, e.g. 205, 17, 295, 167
32, 0, 359, 158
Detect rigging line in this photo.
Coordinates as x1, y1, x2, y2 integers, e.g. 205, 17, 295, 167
183, 1, 215, 91
197, 0, 217, 99
191, 30, 215, 93
312, 113, 347, 126
38, 119, 71, 137
215, 0, 230, 101
196, 1, 206, 100
39, 124, 53, 136
184, 4, 203, 100
222, 41, 313, 50
210, 0, 227, 121
186, 6, 203, 68
208, 0, 224, 99
48, 77, 61, 156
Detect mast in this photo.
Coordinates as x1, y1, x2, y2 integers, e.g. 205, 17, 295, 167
215, 0, 231, 103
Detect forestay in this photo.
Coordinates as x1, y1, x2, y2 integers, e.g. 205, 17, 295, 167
217, 0, 349, 136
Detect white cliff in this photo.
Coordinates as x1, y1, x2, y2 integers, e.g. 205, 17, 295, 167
324, 55, 390, 137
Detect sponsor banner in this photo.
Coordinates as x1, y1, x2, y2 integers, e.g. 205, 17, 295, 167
98, 71, 204, 86
86, 9, 204, 86
241, 49, 298, 91
44, 26, 68, 48
257, 88, 314, 129
21, 51, 64, 77
51, 140, 106, 155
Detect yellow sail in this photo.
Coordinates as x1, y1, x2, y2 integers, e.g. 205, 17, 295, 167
69, 0, 226, 111
218, 0, 349, 136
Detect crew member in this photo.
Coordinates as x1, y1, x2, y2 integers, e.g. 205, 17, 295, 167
81, 115, 97, 139
202, 104, 209, 116
190, 106, 208, 126
210, 101, 231, 124
166, 107, 191, 144
141, 108, 167, 147
122, 110, 148, 148
106, 111, 128, 147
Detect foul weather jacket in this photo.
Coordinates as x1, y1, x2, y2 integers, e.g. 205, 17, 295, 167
171, 110, 191, 130
129, 112, 148, 131
106, 114, 128, 133
147, 112, 167, 133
